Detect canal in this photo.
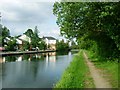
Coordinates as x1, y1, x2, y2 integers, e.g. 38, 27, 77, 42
0, 51, 77, 88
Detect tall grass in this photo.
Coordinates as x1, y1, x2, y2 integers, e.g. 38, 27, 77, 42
54, 50, 94, 88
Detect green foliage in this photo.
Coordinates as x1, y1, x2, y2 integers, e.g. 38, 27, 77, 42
2, 26, 10, 38
53, 2, 120, 60
56, 40, 69, 51
55, 51, 94, 88
38, 40, 47, 50
24, 29, 34, 38
1, 26, 10, 46
23, 41, 30, 51
70, 40, 79, 49
24, 26, 46, 50
5, 56, 16, 62
5, 39, 17, 51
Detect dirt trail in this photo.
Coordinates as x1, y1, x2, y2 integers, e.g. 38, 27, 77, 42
83, 52, 112, 88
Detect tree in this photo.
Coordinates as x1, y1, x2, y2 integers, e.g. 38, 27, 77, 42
56, 40, 69, 51
34, 26, 39, 38
31, 26, 40, 48
24, 27, 39, 49
38, 40, 47, 50
70, 40, 79, 49
1, 26, 10, 46
53, 2, 120, 59
23, 41, 30, 51
24, 29, 34, 38
5, 38, 17, 51
24, 26, 46, 50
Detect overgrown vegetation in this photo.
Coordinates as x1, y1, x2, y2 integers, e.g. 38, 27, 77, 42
54, 51, 94, 88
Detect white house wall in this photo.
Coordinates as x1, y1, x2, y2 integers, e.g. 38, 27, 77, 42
48, 40, 56, 44
19, 34, 31, 43
16, 39, 22, 44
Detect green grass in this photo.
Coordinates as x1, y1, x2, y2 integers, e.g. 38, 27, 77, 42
86, 50, 118, 88
54, 50, 95, 88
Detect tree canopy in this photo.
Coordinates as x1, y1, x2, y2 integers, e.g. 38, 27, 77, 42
53, 2, 120, 59
0, 25, 10, 46
24, 26, 46, 50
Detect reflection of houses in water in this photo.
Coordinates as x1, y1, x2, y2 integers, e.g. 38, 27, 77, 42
49, 56, 56, 62
0, 57, 2, 63
28, 58, 31, 61
16, 56, 22, 62
45, 52, 56, 62
1, 56, 23, 63
48, 52, 56, 56
1, 52, 56, 63
45, 52, 56, 69
1, 57, 7, 63
44, 52, 56, 56
27, 54, 44, 61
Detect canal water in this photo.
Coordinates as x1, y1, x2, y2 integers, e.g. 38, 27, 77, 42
0, 51, 77, 88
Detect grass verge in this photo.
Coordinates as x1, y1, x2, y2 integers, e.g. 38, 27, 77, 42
86, 50, 118, 88
54, 50, 95, 88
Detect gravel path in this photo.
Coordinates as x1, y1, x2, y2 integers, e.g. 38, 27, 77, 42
83, 52, 112, 88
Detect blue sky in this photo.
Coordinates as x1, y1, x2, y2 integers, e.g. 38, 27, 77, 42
0, 0, 63, 39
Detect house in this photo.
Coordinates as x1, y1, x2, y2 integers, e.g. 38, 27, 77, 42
16, 38, 23, 50
4, 37, 11, 44
43, 36, 56, 50
18, 34, 31, 43
17, 34, 31, 50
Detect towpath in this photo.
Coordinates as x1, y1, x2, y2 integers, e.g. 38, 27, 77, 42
83, 52, 112, 88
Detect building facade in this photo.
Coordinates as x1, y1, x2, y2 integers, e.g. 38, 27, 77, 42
43, 37, 56, 50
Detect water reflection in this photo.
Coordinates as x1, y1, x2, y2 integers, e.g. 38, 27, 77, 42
0, 57, 2, 89
1, 51, 77, 88
1, 52, 56, 63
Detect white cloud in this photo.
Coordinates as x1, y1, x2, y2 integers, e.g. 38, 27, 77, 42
0, 0, 60, 3
0, 0, 61, 39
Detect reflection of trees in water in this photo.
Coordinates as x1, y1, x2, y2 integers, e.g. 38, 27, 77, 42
56, 51, 69, 55
22, 54, 30, 61
22, 54, 45, 61
5, 56, 17, 62
3, 52, 59, 62
2, 63, 7, 81
30, 61, 39, 79
56, 51, 78, 56
29, 54, 45, 61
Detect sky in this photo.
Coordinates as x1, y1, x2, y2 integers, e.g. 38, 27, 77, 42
0, 0, 64, 39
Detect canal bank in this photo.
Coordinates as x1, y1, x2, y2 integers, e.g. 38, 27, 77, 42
0, 50, 56, 56
54, 50, 94, 88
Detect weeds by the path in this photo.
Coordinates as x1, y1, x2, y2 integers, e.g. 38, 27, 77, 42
54, 50, 94, 88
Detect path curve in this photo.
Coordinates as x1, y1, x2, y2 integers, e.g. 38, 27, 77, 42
83, 52, 112, 88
